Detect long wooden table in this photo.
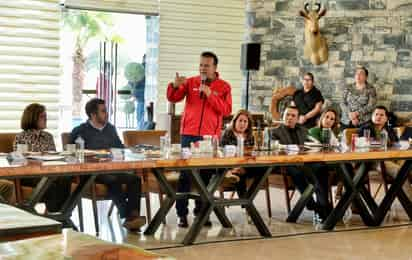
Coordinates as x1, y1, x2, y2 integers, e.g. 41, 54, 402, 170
0, 229, 174, 259
0, 148, 411, 245
0, 203, 61, 242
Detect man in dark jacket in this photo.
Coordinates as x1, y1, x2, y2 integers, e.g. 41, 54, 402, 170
272, 106, 331, 220
70, 98, 145, 231
167, 51, 232, 227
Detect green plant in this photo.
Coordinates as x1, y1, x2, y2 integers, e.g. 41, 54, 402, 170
124, 62, 144, 83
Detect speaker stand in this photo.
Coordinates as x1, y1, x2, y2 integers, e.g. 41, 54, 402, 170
245, 70, 250, 111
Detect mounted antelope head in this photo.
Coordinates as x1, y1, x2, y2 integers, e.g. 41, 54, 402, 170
299, 3, 328, 65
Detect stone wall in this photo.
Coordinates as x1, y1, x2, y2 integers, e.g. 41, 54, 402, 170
245, 0, 412, 120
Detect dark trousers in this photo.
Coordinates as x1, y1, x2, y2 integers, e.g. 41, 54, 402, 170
21, 177, 72, 212
286, 164, 330, 209
95, 173, 141, 219
235, 167, 267, 198
176, 135, 213, 218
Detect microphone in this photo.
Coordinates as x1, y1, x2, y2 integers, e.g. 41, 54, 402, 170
200, 74, 207, 99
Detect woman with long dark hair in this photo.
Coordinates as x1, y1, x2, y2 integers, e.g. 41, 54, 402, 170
220, 109, 261, 197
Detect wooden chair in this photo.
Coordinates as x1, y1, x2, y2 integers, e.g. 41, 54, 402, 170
123, 130, 167, 147
0, 133, 32, 204
0, 133, 17, 153
61, 133, 147, 234
270, 86, 296, 121
377, 126, 412, 195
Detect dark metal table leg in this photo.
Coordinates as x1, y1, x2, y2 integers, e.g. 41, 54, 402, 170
341, 164, 377, 226
286, 184, 315, 223
375, 160, 412, 224
56, 175, 96, 227
145, 168, 177, 235
322, 163, 377, 230
182, 201, 214, 245
397, 189, 412, 219
213, 205, 232, 228
182, 170, 228, 245
286, 165, 319, 223
18, 174, 96, 229
21, 176, 56, 212
196, 170, 230, 227
206, 172, 232, 228
243, 167, 273, 237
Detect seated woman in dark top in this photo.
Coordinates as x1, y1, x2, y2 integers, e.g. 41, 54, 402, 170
220, 109, 261, 197
358, 106, 398, 144
14, 103, 71, 212
358, 106, 412, 199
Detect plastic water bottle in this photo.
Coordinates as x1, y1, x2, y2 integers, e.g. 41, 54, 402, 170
75, 136, 85, 162
237, 135, 244, 156
160, 135, 169, 157
212, 135, 219, 157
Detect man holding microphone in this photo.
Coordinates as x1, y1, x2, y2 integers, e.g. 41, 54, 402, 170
167, 51, 232, 227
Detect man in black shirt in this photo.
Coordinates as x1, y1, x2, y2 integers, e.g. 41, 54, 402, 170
272, 106, 331, 220
271, 106, 307, 145
292, 72, 324, 128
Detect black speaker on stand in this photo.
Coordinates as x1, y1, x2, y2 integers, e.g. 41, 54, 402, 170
240, 43, 261, 111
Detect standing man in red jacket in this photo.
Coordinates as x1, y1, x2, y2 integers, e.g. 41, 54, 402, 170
167, 51, 232, 227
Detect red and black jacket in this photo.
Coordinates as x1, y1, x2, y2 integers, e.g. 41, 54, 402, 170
167, 73, 232, 137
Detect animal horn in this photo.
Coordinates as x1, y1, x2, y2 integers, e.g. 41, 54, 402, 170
314, 3, 321, 12
304, 2, 310, 12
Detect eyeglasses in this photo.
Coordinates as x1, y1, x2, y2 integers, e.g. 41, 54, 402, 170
303, 78, 312, 81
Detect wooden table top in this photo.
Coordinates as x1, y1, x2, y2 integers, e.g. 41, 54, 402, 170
0, 203, 61, 242
0, 147, 411, 178
0, 229, 173, 259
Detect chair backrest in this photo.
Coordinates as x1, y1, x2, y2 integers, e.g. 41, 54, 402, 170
61, 132, 71, 148
270, 86, 296, 121
0, 133, 18, 153
343, 128, 358, 146
123, 130, 167, 147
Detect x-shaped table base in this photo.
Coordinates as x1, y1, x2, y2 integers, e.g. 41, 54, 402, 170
145, 167, 273, 245
18, 174, 96, 229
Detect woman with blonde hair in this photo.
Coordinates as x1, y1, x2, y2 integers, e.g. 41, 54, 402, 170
308, 108, 340, 145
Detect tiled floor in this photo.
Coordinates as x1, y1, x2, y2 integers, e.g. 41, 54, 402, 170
154, 225, 412, 260
72, 182, 412, 252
